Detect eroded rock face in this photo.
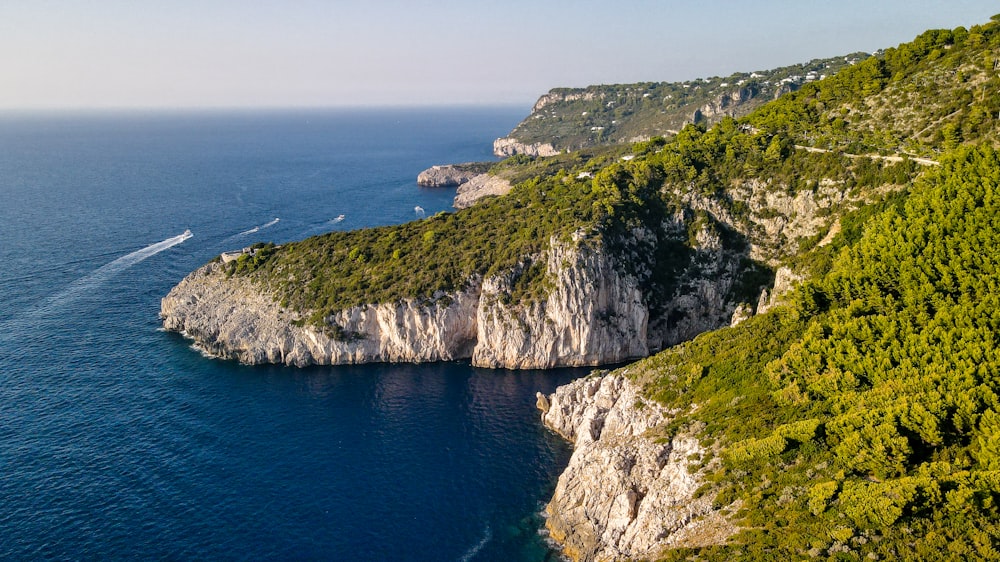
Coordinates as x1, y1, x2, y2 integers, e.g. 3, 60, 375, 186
163, 231, 661, 369
416, 164, 481, 188
473, 233, 649, 369
647, 219, 746, 353
539, 373, 737, 561
696, 85, 761, 121
756, 265, 804, 315
452, 174, 513, 209
160, 262, 479, 366
493, 136, 560, 157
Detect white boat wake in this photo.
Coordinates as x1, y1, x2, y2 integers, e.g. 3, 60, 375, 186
37, 230, 194, 314
236, 217, 280, 237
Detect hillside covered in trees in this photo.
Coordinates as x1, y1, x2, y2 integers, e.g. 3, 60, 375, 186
641, 146, 1000, 560
495, 52, 869, 154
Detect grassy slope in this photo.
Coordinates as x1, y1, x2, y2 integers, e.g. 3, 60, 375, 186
750, 20, 1000, 156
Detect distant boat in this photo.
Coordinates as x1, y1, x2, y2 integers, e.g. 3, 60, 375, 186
183, 229, 193, 237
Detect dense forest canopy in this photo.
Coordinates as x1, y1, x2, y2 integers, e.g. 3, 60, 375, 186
644, 147, 1000, 560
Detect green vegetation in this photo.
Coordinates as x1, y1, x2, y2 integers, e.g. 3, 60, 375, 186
750, 20, 1000, 155
643, 147, 1000, 560
243, 170, 599, 325
502, 53, 869, 153
233, 121, 914, 329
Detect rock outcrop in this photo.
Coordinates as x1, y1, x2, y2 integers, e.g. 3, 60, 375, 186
647, 215, 747, 353
693, 85, 761, 123
452, 174, 513, 209
161, 262, 479, 367
416, 163, 491, 188
756, 266, 804, 315
493, 137, 559, 157
163, 215, 756, 370
473, 232, 649, 368
531, 90, 601, 113
539, 373, 737, 561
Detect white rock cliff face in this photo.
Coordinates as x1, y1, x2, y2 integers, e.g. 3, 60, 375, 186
493, 136, 560, 157
539, 373, 736, 561
415, 164, 480, 188
473, 233, 649, 369
452, 174, 513, 209
161, 263, 479, 367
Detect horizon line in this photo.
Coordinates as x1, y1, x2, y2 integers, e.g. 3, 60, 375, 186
0, 101, 535, 113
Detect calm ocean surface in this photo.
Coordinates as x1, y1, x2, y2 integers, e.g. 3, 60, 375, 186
0, 108, 584, 560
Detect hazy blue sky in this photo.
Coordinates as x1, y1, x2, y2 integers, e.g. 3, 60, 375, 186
1, 1, 997, 109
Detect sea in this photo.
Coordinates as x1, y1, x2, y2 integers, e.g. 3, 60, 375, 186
0, 108, 586, 561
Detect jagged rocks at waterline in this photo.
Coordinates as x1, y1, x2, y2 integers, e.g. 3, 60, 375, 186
416, 163, 492, 188
538, 373, 738, 561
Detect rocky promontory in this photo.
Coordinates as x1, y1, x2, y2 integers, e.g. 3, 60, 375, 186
161, 220, 754, 370
493, 137, 559, 158
416, 162, 492, 187
538, 372, 738, 561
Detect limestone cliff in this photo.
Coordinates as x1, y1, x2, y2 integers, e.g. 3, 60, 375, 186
692, 84, 761, 123
493, 137, 560, 158
452, 174, 512, 209
646, 215, 748, 353
161, 262, 479, 366
416, 163, 492, 188
163, 213, 756, 370
473, 232, 649, 369
538, 372, 738, 561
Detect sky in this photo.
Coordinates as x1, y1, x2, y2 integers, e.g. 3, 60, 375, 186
1, 1, 997, 109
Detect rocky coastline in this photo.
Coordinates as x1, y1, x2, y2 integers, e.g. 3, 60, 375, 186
163, 232, 687, 369
538, 373, 739, 561
415, 162, 491, 188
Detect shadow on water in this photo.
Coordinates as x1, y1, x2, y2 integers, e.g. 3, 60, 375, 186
158, 331, 589, 561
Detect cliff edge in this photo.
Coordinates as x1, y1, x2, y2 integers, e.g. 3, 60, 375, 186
538, 372, 739, 561
162, 229, 733, 369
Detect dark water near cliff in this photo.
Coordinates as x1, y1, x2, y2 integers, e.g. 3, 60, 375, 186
0, 108, 582, 560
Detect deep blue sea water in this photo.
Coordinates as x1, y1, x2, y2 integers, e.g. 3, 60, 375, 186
0, 108, 583, 560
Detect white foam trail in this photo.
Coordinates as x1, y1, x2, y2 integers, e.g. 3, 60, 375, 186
414, 206, 426, 218
38, 230, 193, 313
330, 215, 345, 224
458, 526, 491, 562
232, 217, 279, 239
